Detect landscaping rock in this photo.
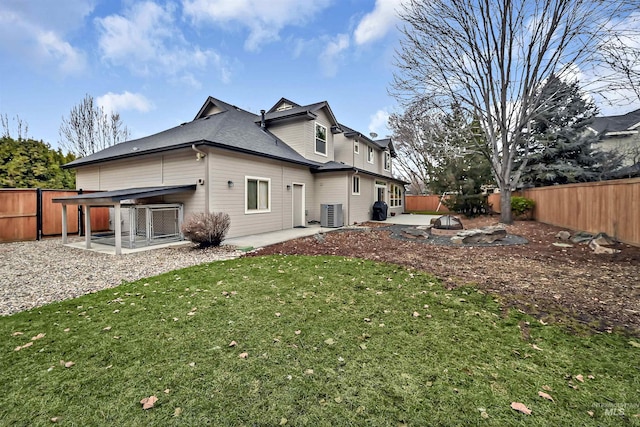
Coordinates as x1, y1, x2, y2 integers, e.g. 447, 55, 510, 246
592, 232, 616, 246
552, 242, 574, 248
571, 231, 594, 244
451, 226, 507, 244
402, 228, 429, 239
589, 239, 620, 254
556, 231, 571, 240
314, 233, 326, 244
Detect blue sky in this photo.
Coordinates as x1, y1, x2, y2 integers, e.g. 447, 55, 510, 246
0, 0, 405, 149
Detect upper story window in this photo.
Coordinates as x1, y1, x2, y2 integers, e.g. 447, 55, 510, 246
367, 146, 374, 164
315, 123, 327, 156
384, 151, 391, 171
354, 140, 359, 154
246, 176, 270, 213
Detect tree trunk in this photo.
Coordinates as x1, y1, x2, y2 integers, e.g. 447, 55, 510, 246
500, 188, 513, 224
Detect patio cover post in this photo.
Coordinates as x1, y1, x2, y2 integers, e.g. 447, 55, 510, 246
84, 205, 91, 249
114, 203, 122, 255
61, 204, 68, 244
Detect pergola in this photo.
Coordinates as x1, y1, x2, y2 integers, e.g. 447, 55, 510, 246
53, 185, 196, 255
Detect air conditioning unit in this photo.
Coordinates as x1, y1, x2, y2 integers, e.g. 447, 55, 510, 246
320, 203, 344, 228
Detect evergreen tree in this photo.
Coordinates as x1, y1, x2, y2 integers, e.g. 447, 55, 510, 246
519, 75, 622, 187
0, 136, 76, 188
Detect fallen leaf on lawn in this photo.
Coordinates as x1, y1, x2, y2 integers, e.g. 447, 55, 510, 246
575, 374, 584, 383
31, 333, 46, 341
481, 411, 489, 419
173, 318, 179, 322
628, 340, 640, 348
324, 338, 335, 345
542, 385, 552, 391
11, 331, 23, 336
50, 416, 62, 422
510, 402, 532, 415
279, 418, 288, 425
189, 362, 196, 367
174, 407, 182, 417
532, 344, 543, 351
64, 361, 75, 368
164, 389, 170, 394
588, 375, 595, 380
334, 397, 343, 403
14, 342, 33, 351
239, 352, 249, 359
294, 330, 301, 335
538, 391, 554, 402
229, 340, 237, 347
275, 313, 281, 317
356, 406, 365, 414
187, 312, 195, 316
412, 311, 420, 317
359, 343, 367, 350
113, 309, 119, 313
140, 395, 158, 410
63, 328, 70, 332
305, 369, 314, 375
587, 411, 594, 417
103, 326, 112, 331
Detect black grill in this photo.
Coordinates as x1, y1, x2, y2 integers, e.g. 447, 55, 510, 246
372, 201, 388, 221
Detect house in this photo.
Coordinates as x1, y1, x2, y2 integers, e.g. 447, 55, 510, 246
55, 96, 407, 253
590, 108, 640, 168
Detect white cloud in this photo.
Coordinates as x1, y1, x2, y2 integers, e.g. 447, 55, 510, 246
0, 1, 91, 75
97, 92, 154, 115
368, 109, 391, 137
354, 0, 403, 45
182, 0, 333, 51
321, 34, 350, 77
96, 1, 231, 84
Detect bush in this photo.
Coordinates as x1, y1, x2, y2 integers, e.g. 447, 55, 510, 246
443, 194, 490, 217
511, 196, 535, 219
181, 212, 231, 248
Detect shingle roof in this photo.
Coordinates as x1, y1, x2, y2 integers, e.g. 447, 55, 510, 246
339, 123, 396, 156
64, 97, 315, 169
590, 108, 640, 134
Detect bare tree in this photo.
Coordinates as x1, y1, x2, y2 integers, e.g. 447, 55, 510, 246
59, 94, 130, 157
392, 0, 640, 223
1, 114, 30, 140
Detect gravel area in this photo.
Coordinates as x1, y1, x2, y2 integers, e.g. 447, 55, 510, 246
0, 237, 243, 316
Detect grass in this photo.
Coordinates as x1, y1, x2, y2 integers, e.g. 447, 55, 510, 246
1, 255, 638, 426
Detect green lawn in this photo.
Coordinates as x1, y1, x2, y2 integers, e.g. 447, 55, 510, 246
1, 256, 638, 426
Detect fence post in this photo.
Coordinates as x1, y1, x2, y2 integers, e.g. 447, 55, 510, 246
78, 189, 84, 236
36, 188, 42, 241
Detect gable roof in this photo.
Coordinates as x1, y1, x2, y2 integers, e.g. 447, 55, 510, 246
590, 108, 640, 135
339, 123, 397, 157
64, 96, 316, 169
261, 99, 341, 128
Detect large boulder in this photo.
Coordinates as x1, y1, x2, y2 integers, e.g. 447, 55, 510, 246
451, 225, 507, 244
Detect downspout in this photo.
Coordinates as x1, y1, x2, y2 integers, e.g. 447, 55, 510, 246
192, 144, 210, 213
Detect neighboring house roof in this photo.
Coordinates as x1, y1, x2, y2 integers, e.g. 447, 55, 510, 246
339, 123, 397, 157
590, 108, 640, 135
64, 96, 317, 169
609, 162, 640, 179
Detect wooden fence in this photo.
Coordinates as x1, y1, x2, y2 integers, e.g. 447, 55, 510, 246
490, 178, 640, 246
0, 189, 110, 243
405, 195, 451, 213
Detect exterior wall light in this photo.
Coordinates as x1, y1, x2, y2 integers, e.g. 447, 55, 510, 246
227, 180, 234, 188
286, 185, 291, 190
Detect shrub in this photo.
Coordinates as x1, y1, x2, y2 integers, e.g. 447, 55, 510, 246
511, 196, 535, 219
443, 194, 490, 217
181, 212, 231, 248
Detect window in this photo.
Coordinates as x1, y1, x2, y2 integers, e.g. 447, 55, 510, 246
367, 146, 374, 163
315, 123, 327, 155
390, 184, 402, 207
384, 151, 391, 171
354, 140, 359, 154
246, 177, 270, 213
352, 175, 360, 195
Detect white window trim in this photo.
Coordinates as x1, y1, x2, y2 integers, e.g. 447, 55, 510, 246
352, 175, 360, 195
384, 151, 391, 171
354, 140, 359, 154
245, 176, 271, 214
315, 122, 328, 157
367, 146, 374, 164
390, 183, 402, 207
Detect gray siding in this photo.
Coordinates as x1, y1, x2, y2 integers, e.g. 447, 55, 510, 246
314, 173, 348, 224
349, 174, 375, 224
